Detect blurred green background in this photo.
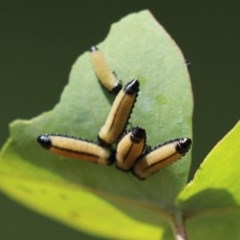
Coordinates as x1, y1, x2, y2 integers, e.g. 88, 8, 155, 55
0, 1, 239, 239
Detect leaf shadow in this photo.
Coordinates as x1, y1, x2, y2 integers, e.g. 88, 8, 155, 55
179, 188, 239, 211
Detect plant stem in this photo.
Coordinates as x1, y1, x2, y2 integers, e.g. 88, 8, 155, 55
174, 209, 187, 240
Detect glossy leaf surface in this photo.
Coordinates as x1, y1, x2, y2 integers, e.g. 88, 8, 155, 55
177, 121, 240, 240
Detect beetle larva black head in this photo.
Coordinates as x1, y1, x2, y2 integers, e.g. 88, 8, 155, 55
112, 81, 122, 94
90, 45, 98, 52
131, 127, 146, 143
37, 134, 52, 149
176, 138, 192, 154
124, 79, 139, 94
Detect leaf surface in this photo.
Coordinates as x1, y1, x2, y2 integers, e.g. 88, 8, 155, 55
0, 10, 192, 239
177, 121, 240, 240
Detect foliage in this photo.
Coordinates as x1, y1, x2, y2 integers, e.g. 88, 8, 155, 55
0, 10, 239, 240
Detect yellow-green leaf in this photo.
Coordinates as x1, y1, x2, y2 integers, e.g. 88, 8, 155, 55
177, 121, 240, 240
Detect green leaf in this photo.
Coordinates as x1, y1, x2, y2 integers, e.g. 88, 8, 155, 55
176, 121, 240, 240
0, 10, 192, 239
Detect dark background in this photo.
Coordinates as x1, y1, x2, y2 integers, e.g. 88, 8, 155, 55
0, 1, 239, 239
